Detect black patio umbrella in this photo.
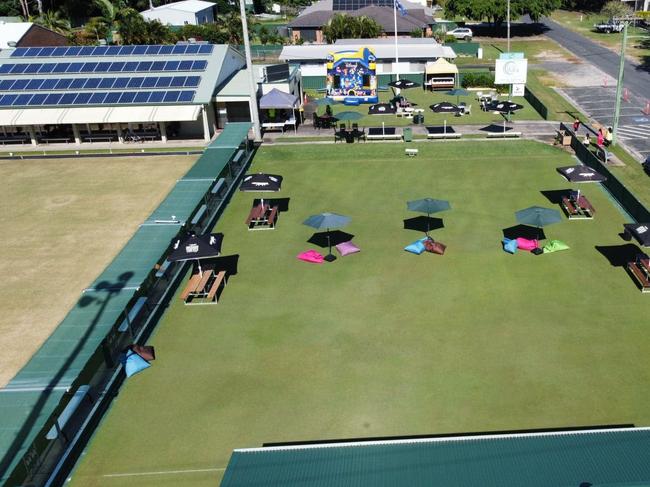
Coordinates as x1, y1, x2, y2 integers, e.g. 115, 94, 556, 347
515, 206, 562, 241
623, 223, 650, 247
430, 102, 461, 114
488, 101, 524, 113
303, 212, 351, 262
388, 79, 421, 89
556, 165, 607, 183
168, 232, 224, 276
407, 198, 451, 236
368, 103, 396, 115
240, 173, 283, 192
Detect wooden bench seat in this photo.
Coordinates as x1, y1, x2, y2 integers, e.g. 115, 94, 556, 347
206, 271, 227, 302
627, 262, 650, 292
267, 206, 278, 228
180, 273, 202, 301
486, 131, 522, 138
562, 196, 579, 216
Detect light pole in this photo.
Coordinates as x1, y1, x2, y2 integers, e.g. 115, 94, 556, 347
507, 0, 510, 53
239, 0, 262, 142
611, 15, 639, 146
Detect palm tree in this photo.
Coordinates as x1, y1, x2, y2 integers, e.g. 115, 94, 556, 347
32, 10, 71, 35
84, 17, 111, 42
323, 13, 350, 43
355, 16, 382, 38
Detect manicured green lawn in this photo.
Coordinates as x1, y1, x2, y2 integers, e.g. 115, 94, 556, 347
310, 86, 543, 127
70, 141, 649, 487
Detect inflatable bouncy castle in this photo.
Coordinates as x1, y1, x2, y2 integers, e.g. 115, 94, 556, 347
326, 47, 378, 105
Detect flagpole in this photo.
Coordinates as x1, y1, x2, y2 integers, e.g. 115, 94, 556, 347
393, 0, 400, 83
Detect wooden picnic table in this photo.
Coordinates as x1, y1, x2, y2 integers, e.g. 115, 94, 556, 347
246, 204, 270, 225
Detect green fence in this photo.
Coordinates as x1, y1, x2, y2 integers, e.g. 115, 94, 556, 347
563, 122, 650, 223
234, 44, 283, 60
446, 42, 480, 56
525, 86, 549, 120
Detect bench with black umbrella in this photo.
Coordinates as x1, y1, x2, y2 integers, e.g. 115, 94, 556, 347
388, 79, 421, 90
303, 212, 351, 262
168, 232, 228, 304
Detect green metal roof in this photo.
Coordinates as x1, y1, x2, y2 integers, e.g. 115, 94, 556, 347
89, 223, 181, 290
221, 428, 650, 487
146, 179, 213, 224
183, 147, 233, 181
207, 122, 252, 149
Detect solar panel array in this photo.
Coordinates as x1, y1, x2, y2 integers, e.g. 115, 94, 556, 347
11, 44, 214, 58
332, 0, 393, 9
0, 76, 201, 91
0, 60, 207, 75
0, 90, 195, 106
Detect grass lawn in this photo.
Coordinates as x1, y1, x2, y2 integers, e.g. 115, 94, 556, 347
70, 141, 649, 487
0, 155, 197, 387
550, 10, 650, 65
455, 38, 572, 66
309, 87, 543, 127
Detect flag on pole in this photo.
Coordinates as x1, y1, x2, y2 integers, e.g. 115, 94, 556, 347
394, 0, 407, 16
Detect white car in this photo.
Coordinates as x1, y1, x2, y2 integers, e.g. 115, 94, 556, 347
447, 27, 473, 41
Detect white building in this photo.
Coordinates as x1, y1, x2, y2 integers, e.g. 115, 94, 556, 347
141, 0, 216, 26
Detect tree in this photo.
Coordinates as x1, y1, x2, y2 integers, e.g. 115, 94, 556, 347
410, 27, 424, 37
33, 9, 71, 34
0, 0, 21, 16
322, 13, 382, 43
84, 16, 111, 41
600, 0, 632, 19
258, 25, 271, 44
445, 0, 561, 27
115, 7, 175, 44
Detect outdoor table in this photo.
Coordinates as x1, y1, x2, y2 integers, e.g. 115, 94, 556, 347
335, 130, 355, 143
262, 122, 285, 133
246, 204, 270, 224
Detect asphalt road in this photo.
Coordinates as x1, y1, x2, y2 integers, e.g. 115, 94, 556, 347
535, 16, 650, 100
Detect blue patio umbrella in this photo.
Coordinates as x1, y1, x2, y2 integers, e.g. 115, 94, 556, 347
515, 206, 562, 240
407, 198, 451, 236
303, 212, 351, 262
446, 88, 470, 105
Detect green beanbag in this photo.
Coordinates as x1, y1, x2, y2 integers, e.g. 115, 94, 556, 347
543, 239, 570, 254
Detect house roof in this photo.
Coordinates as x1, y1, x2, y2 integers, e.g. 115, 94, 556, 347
0, 22, 33, 49
221, 427, 650, 487
289, 4, 430, 31
141, 0, 215, 14
280, 39, 456, 61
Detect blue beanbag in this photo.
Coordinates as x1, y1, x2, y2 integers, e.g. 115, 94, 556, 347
503, 238, 518, 254
123, 350, 151, 378
405, 237, 428, 255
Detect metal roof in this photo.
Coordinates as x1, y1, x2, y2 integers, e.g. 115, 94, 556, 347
280, 40, 456, 61
141, 0, 215, 14
0, 22, 32, 49
0, 44, 244, 108
221, 428, 650, 487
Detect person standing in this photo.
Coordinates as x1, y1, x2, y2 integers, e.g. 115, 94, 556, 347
597, 128, 605, 147
573, 118, 581, 132
604, 127, 613, 146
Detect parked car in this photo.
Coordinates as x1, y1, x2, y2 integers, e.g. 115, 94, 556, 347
594, 19, 624, 33
447, 27, 473, 40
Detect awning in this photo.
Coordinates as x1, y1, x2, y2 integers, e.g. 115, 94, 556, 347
14, 108, 66, 125
59, 107, 111, 124
152, 105, 201, 122
425, 58, 459, 75
259, 88, 299, 109
0, 105, 202, 126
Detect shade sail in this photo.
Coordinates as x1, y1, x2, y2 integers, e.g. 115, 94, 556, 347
259, 88, 299, 109
240, 173, 283, 192
425, 58, 459, 75
557, 165, 607, 183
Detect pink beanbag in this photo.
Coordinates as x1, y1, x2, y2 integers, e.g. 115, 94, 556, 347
336, 241, 361, 256
516, 237, 538, 251
297, 250, 324, 264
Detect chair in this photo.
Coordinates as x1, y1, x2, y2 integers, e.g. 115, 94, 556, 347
352, 123, 359, 130
463, 104, 472, 115
339, 123, 347, 131
476, 91, 483, 100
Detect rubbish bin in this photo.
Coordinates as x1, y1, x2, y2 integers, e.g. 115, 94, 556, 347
413, 114, 424, 125
403, 127, 413, 142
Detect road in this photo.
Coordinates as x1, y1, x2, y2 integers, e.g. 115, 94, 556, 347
534, 16, 650, 100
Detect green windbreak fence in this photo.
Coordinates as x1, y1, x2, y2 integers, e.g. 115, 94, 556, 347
0, 122, 252, 486
446, 42, 480, 56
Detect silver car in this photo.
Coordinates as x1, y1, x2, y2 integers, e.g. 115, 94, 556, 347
447, 27, 473, 41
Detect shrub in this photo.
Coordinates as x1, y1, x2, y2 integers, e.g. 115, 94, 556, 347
461, 72, 495, 88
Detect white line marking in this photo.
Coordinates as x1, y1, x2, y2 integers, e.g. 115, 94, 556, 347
103, 467, 225, 478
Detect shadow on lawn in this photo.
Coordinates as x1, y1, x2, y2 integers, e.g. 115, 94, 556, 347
595, 244, 644, 267
202, 254, 240, 276
541, 189, 572, 205
308, 230, 354, 247
252, 197, 291, 212
503, 224, 546, 241
403, 216, 444, 233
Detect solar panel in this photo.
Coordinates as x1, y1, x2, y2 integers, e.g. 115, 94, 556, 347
66, 63, 84, 73
133, 91, 151, 103
59, 93, 78, 104
108, 62, 125, 72
148, 91, 164, 103
178, 60, 193, 71
332, 0, 393, 9
95, 62, 111, 71
98, 78, 115, 89
89, 92, 107, 103
66, 46, 82, 56
52, 63, 70, 73
55, 79, 73, 90
104, 92, 121, 103
69, 78, 87, 89
78, 46, 95, 56
28, 93, 47, 105
137, 61, 153, 72
170, 76, 185, 87
52, 47, 69, 56
155, 77, 172, 88
80, 62, 97, 73
185, 76, 200, 87
11, 44, 215, 58
26, 79, 44, 90
159, 45, 175, 55
185, 45, 200, 54
41, 79, 58, 90
151, 61, 166, 71
106, 46, 121, 56
74, 92, 92, 104
163, 91, 181, 103
127, 77, 144, 88
197, 45, 213, 54
113, 78, 129, 88
192, 60, 207, 70
9, 64, 27, 74
84, 78, 101, 89
171, 45, 187, 55
124, 61, 139, 71
38, 47, 55, 56
11, 48, 27, 57
178, 91, 194, 102
24, 64, 40, 74
0, 80, 14, 90
45, 93, 63, 104
118, 92, 136, 103
165, 60, 180, 71
132, 46, 148, 55
12, 79, 29, 89
0, 65, 12, 74
120, 46, 136, 55
13, 94, 32, 105
145, 45, 162, 55
141, 77, 158, 88
0, 94, 17, 105
25, 48, 41, 56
